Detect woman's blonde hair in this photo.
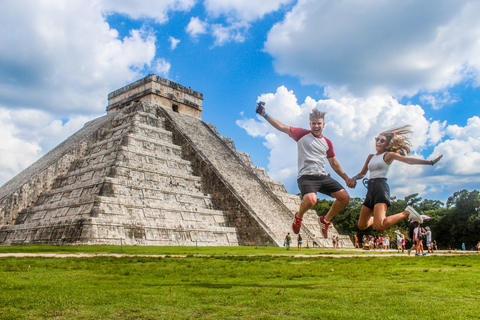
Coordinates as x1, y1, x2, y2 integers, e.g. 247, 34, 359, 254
380, 125, 413, 156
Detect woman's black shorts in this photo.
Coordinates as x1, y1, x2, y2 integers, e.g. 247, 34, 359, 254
363, 178, 391, 209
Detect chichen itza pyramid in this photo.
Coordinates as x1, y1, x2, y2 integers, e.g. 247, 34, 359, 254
0, 74, 352, 247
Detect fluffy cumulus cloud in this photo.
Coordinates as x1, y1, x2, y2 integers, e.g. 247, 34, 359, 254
0, 1, 159, 115
264, 0, 480, 100
186, 17, 209, 38
169, 36, 181, 50
438, 116, 480, 176
0, 0, 189, 185
204, 0, 294, 22
187, 17, 250, 46
101, 0, 195, 24
237, 87, 480, 200
0, 105, 95, 182
188, 0, 294, 46
0, 108, 43, 183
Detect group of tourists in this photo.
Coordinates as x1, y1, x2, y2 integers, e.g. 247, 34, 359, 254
407, 223, 434, 256
284, 233, 304, 251
357, 234, 391, 250
256, 102, 442, 238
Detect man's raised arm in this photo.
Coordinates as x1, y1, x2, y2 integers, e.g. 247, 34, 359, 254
256, 103, 290, 135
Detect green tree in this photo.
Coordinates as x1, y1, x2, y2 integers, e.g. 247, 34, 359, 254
444, 189, 480, 249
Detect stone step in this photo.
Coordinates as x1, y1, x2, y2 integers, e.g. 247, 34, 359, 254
1, 220, 240, 246
19, 196, 230, 224
96, 115, 173, 145
109, 110, 167, 131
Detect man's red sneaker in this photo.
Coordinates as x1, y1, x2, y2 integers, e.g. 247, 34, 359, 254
292, 212, 303, 234
319, 216, 331, 238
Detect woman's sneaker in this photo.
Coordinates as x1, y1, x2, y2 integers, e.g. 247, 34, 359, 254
292, 213, 302, 234
406, 206, 423, 223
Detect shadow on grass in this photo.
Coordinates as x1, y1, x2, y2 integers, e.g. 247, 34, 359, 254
157, 282, 318, 289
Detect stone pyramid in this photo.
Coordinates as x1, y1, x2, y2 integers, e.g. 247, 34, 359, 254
0, 75, 353, 247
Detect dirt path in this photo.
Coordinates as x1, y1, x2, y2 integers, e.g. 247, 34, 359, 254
0, 250, 477, 258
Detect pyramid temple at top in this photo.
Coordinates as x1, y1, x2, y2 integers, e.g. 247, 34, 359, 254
0, 75, 353, 247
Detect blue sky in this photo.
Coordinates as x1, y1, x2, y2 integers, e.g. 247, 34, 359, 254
1, 0, 480, 204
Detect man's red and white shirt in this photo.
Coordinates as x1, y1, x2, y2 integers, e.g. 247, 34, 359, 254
289, 127, 335, 179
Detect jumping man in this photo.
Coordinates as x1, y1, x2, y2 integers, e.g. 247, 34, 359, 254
256, 103, 352, 237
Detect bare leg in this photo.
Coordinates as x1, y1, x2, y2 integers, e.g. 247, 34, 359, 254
324, 189, 350, 222
358, 205, 374, 230
297, 192, 317, 218
373, 204, 409, 231
358, 204, 410, 231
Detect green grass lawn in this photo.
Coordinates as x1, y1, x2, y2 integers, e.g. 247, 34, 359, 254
1, 246, 479, 319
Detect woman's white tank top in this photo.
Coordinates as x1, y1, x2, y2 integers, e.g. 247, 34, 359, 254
368, 152, 390, 179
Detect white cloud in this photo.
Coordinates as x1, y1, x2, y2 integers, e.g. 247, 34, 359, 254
0, 0, 187, 185
186, 17, 209, 38
237, 86, 475, 200
169, 36, 181, 50
431, 116, 480, 177
446, 116, 480, 139
420, 92, 457, 110
101, 0, 195, 24
0, 1, 157, 115
187, 17, 250, 46
0, 108, 42, 182
153, 58, 171, 77
0, 107, 95, 184
211, 21, 249, 46
191, 0, 294, 46
204, 0, 294, 21
426, 120, 446, 146
264, 0, 480, 98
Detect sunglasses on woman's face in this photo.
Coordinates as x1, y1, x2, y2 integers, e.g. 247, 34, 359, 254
375, 137, 386, 143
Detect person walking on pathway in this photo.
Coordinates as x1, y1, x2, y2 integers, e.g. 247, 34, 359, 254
348, 125, 442, 232
285, 233, 291, 250
354, 234, 359, 248
416, 226, 426, 256
396, 230, 404, 253
425, 226, 433, 253
408, 221, 418, 256
297, 234, 303, 251
256, 103, 353, 237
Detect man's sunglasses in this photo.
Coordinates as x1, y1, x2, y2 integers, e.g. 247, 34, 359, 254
375, 138, 386, 143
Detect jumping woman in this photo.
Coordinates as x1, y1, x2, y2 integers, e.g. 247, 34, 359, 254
349, 125, 443, 231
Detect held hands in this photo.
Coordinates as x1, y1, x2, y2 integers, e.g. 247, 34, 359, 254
346, 177, 357, 189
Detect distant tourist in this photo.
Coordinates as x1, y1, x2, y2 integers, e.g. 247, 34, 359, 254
425, 227, 433, 253
415, 226, 426, 256
384, 235, 390, 250
297, 234, 303, 251
354, 234, 359, 248
285, 233, 291, 250
396, 230, 404, 253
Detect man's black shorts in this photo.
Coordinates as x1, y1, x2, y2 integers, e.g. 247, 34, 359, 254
363, 178, 391, 209
297, 174, 344, 197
